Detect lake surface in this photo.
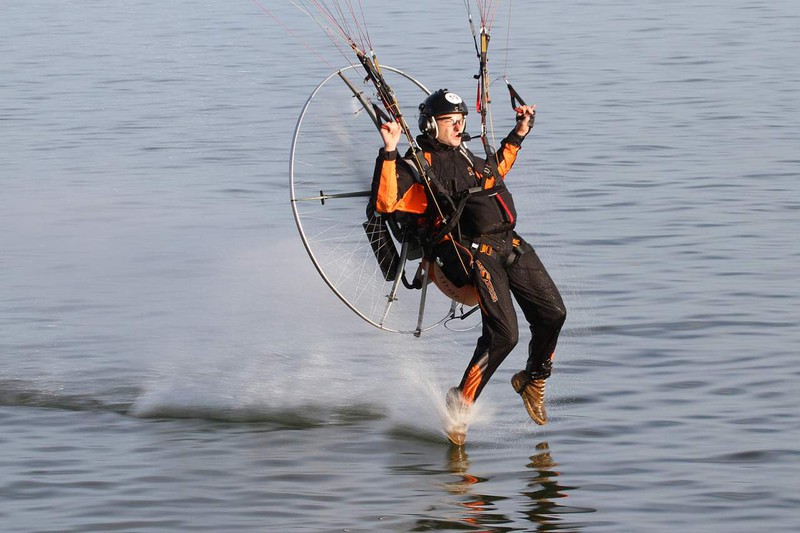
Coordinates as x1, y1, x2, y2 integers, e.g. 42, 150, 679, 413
2, 1, 799, 531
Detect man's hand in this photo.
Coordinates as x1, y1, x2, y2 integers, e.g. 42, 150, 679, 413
380, 121, 402, 152
514, 104, 536, 137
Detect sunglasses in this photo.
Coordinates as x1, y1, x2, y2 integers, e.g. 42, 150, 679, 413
435, 116, 466, 127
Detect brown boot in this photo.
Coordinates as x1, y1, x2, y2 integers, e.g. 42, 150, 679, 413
445, 387, 470, 446
511, 371, 547, 425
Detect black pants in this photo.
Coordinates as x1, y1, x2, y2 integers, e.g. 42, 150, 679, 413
458, 233, 566, 403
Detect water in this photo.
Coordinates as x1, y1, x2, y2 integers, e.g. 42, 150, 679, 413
2, 1, 799, 531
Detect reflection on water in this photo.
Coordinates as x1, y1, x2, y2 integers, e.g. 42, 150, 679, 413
441, 442, 596, 532
444, 446, 503, 532
520, 442, 597, 531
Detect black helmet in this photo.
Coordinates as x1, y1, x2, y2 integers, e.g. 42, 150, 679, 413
418, 89, 468, 135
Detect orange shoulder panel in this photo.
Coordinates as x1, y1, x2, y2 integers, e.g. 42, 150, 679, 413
496, 143, 520, 178
375, 158, 427, 214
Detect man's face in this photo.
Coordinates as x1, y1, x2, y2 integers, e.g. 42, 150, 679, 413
435, 113, 466, 147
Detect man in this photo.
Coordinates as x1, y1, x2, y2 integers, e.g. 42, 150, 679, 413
373, 89, 566, 445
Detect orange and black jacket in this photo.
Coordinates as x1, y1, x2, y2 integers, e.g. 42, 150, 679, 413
371, 129, 527, 241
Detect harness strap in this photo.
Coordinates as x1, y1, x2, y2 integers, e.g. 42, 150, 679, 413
471, 236, 532, 266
